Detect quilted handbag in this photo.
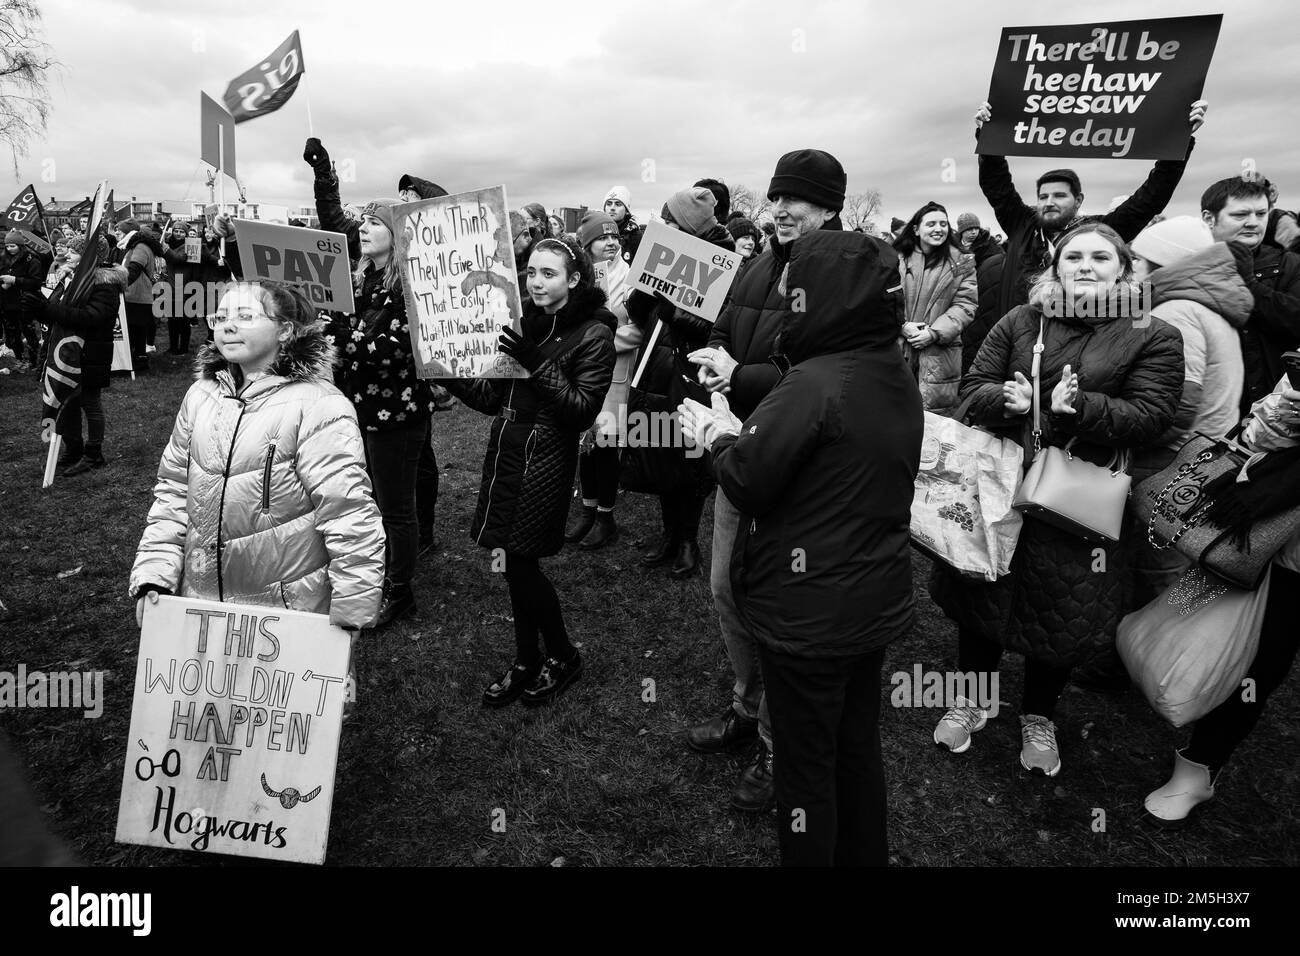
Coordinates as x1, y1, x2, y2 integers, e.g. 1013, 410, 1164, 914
1131, 432, 1300, 589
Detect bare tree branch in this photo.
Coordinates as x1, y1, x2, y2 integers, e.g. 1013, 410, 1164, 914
0, 0, 59, 177
842, 190, 884, 231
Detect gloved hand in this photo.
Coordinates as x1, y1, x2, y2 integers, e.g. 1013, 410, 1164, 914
497, 325, 543, 372
303, 137, 331, 173
21, 292, 47, 316
1227, 241, 1256, 284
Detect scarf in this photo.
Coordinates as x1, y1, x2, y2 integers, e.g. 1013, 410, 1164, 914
1201, 445, 1300, 546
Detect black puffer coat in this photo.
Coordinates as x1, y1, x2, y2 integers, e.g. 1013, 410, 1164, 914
712, 230, 922, 658
448, 285, 615, 556
929, 303, 1184, 668
961, 228, 1006, 373
40, 265, 128, 390
708, 216, 857, 420
1238, 243, 1300, 414
0, 247, 46, 323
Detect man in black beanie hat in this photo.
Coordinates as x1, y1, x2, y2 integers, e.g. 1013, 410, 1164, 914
684, 147, 899, 814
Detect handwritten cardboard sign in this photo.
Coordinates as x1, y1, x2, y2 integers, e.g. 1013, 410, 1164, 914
625, 221, 742, 323
978, 14, 1222, 160
393, 185, 525, 379
115, 596, 350, 865
234, 220, 355, 313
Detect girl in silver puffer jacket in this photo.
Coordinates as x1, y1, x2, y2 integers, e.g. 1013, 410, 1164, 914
131, 281, 386, 631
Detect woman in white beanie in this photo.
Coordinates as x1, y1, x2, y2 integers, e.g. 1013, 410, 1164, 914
604, 185, 644, 265
1123, 215, 1255, 610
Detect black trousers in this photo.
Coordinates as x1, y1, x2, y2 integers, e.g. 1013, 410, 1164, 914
958, 626, 1071, 718
124, 302, 152, 369
363, 425, 424, 591
578, 446, 620, 509
503, 554, 575, 668
56, 387, 105, 453
416, 419, 439, 542
1186, 564, 1300, 772
167, 315, 191, 354
759, 644, 889, 867
657, 487, 708, 542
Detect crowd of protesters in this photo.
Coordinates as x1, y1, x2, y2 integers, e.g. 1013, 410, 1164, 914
10, 91, 1300, 867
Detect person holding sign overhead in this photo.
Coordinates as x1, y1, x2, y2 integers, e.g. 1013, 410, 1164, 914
305, 137, 436, 628
972, 98, 1207, 321
443, 238, 614, 708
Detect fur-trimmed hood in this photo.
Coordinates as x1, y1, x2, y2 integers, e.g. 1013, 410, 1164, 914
521, 281, 610, 335
122, 229, 165, 257
195, 322, 337, 384
93, 263, 129, 291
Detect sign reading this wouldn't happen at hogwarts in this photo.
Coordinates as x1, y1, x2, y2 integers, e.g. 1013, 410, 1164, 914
977, 14, 1222, 160
393, 185, 525, 379
625, 220, 742, 323
115, 596, 350, 865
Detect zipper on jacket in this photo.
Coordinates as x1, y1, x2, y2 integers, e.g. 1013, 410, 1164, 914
214, 398, 248, 602
260, 444, 275, 513
522, 427, 539, 477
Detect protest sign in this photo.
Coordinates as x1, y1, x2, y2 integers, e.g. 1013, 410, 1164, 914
222, 30, 306, 124
625, 220, 742, 323
234, 220, 355, 313
185, 237, 202, 263
115, 596, 350, 865
200, 92, 238, 178
977, 14, 1221, 160
110, 300, 133, 377
393, 185, 525, 379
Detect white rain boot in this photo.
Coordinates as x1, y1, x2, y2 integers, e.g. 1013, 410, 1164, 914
1144, 749, 1216, 828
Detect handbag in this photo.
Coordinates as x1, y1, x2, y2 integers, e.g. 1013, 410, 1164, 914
1131, 431, 1300, 589
1117, 566, 1270, 728
1011, 317, 1131, 542
909, 398, 1024, 580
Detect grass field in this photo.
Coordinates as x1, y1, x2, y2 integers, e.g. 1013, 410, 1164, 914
2, 350, 1296, 866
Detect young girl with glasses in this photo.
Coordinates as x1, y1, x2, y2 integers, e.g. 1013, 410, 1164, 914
131, 280, 385, 639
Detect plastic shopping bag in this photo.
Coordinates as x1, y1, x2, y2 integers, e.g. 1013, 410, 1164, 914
910, 411, 1024, 580
1117, 566, 1270, 728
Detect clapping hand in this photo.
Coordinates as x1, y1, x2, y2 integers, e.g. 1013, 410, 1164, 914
687, 346, 738, 394
1051, 364, 1079, 415
678, 392, 742, 452
1003, 371, 1033, 416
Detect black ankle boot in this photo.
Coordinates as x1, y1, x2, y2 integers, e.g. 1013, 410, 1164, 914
670, 540, 700, 578
564, 504, 597, 543
580, 511, 619, 550
57, 441, 84, 468
374, 584, 417, 627
640, 532, 679, 567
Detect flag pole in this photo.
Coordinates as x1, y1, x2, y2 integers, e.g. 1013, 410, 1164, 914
303, 73, 315, 137
218, 126, 227, 266
42, 433, 62, 489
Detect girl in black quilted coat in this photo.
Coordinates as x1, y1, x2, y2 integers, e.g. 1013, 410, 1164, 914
930, 223, 1184, 778
445, 238, 615, 708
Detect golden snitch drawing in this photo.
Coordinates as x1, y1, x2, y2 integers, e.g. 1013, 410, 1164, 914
262, 773, 322, 809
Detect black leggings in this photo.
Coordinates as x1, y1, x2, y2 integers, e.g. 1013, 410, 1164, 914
416, 421, 439, 541
57, 387, 106, 453
1185, 564, 1300, 773
578, 447, 620, 509
958, 627, 1072, 719
167, 315, 191, 354
504, 554, 575, 668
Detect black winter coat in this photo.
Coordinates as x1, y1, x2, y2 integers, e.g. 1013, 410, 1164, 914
930, 304, 1184, 668
1238, 243, 1300, 414
712, 230, 922, 658
0, 248, 47, 322
961, 229, 1006, 373
707, 218, 858, 420
977, 133, 1191, 318
40, 265, 127, 391
448, 285, 615, 557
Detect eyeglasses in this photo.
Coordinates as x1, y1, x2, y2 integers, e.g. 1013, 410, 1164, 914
206, 311, 269, 330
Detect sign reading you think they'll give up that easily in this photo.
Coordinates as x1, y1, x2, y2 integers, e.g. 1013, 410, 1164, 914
394, 185, 525, 379
978, 14, 1222, 161
115, 596, 350, 865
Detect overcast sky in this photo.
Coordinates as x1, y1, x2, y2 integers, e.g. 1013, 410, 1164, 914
8, 0, 1299, 233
